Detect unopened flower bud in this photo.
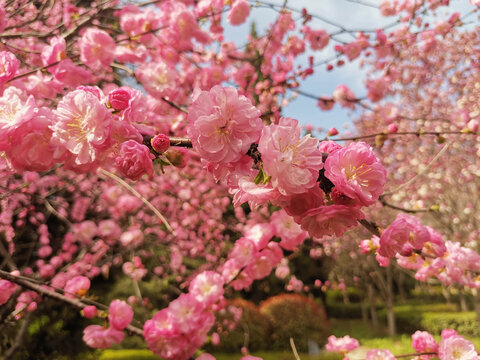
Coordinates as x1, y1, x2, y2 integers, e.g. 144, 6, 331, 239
151, 134, 170, 154
387, 123, 398, 133
327, 127, 338, 136
108, 88, 131, 111
82, 305, 98, 319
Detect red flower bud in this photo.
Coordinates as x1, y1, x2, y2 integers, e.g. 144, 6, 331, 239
151, 134, 170, 154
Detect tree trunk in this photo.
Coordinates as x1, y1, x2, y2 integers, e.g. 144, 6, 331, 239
474, 289, 480, 329
342, 288, 350, 304
442, 285, 452, 304
367, 283, 378, 331
386, 266, 396, 337
397, 271, 406, 302
459, 288, 469, 312
361, 297, 369, 324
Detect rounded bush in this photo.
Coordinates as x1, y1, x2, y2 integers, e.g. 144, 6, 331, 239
212, 298, 272, 352
259, 294, 330, 352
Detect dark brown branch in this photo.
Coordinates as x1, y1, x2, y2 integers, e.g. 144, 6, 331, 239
379, 196, 432, 214
169, 137, 193, 148
331, 130, 479, 142
358, 219, 381, 237
0, 270, 144, 337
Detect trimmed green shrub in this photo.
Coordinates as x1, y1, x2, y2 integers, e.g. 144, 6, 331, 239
212, 298, 272, 353
420, 312, 480, 337
259, 294, 329, 352
377, 304, 479, 336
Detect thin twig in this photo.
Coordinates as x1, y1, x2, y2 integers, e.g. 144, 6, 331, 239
382, 142, 450, 197
98, 169, 176, 235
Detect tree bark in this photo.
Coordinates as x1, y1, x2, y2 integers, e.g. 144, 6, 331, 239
367, 283, 378, 331
386, 266, 396, 337
474, 289, 480, 328
459, 288, 469, 312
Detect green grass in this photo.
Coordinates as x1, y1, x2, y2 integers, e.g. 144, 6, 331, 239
100, 349, 159, 360
100, 350, 342, 360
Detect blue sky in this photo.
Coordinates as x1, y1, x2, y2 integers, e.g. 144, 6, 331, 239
222, 0, 474, 134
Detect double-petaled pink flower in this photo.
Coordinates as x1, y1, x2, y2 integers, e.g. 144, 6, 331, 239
187, 86, 262, 165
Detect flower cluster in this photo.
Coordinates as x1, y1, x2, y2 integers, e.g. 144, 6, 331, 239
144, 271, 224, 359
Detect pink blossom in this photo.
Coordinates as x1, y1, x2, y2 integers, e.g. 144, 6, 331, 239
230, 237, 258, 267
423, 226, 446, 257
79, 28, 115, 70
303, 26, 329, 50
300, 205, 364, 239
109, 300, 134, 330
50, 59, 93, 88
136, 61, 178, 99
271, 210, 307, 250
317, 97, 335, 110
197, 354, 216, 360
228, 0, 250, 26
379, 214, 431, 258
244, 223, 275, 251
380, 1, 397, 16
412, 331, 439, 358
0, 7, 6, 32
0, 87, 36, 151
258, 117, 323, 196
98, 220, 122, 243
41, 36, 66, 66
439, 335, 478, 359
115, 140, 155, 180
366, 77, 390, 102
187, 86, 262, 164
119, 226, 145, 248
6, 108, 56, 172
83, 325, 124, 349
0, 51, 19, 85
365, 349, 396, 360
275, 259, 290, 279
169, 294, 213, 334
326, 335, 360, 353
228, 168, 281, 209
332, 85, 356, 109
0, 279, 18, 305
441, 329, 458, 339
284, 186, 325, 219
324, 142, 386, 206
189, 271, 224, 308
64, 276, 90, 297
241, 357, 263, 360
319, 140, 342, 154
51, 89, 112, 165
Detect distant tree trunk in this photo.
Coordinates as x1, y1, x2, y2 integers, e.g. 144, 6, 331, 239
342, 288, 350, 304
397, 271, 406, 302
367, 283, 378, 331
442, 285, 452, 304
474, 290, 480, 327
361, 297, 369, 324
385, 266, 396, 337
459, 288, 469, 312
